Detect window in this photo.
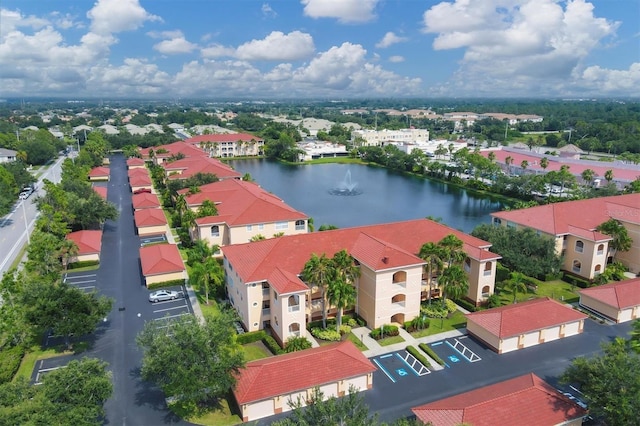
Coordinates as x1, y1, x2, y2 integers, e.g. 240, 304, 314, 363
288, 295, 300, 312
493, 218, 501, 226
295, 220, 305, 231
597, 244, 604, 255
482, 285, 490, 297
594, 264, 602, 275
211, 225, 220, 237
572, 260, 581, 273
258, 224, 264, 230
253, 322, 258, 327
262, 301, 270, 309
274, 292, 278, 301
484, 261, 492, 276
575, 240, 584, 253
464, 258, 471, 273
289, 323, 300, 336
392, 271, 406, 284
252, 301, 258, 307
275, 221, 288, 230
246, 225, 252, 231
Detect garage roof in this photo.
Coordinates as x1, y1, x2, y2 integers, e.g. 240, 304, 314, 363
139, 244, 185, 276
579, 277, 640, 309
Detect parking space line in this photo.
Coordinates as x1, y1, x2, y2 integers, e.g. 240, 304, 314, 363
153, 312, 190, 321
372, 358, 396, 383
67, 279, 96, 285
153, 305, 188, 314
447, 339, 481, 363
398, 352, 430, 376
35, 365, 66, 385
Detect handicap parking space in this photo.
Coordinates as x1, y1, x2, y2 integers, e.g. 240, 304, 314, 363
427, 335, 483, 368
372, 350, 431, 384
148, 284, 193, 329
63, 271, 98, 293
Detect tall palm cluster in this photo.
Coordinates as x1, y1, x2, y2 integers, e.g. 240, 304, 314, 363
419, 234, 470, 306
301, 249, 360, 330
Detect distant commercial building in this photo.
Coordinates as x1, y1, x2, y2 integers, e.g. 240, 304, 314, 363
351, 128, 430, 147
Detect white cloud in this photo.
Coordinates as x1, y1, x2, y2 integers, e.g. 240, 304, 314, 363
87, 0, 160, 35
201, 43, 237, 59
376, 32, 408, 48
580, 63, 640, 94
301, 0, 379, 24
236, 31, 315, 61
148, 30, 197, 55
0, 8, 49, 38
389, 55, 405, 63
261, 3, 277, 18
89, 58, 171, 95
422, 0, 620, 96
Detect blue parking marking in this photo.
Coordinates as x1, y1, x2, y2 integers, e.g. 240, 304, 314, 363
395, 352, 419, 376
396, 368, 408, 376
448, 355, 460, 363
372, 358, 396, 383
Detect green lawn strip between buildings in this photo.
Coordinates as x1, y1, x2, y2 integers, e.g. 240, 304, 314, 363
410, 310, 467, 338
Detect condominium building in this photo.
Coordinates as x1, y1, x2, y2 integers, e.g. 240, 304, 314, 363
351, 128, 430, 147
222, 219, 500, 346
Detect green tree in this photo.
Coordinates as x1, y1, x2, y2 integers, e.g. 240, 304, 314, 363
318, 224, 339, 231
503, 271, 527, 304
22, 281, 112, 349
604, 169, 614, 183
596, 219, 632, 261
273, 386, 378, 426
439, 265, 468, 303
136, 312, 245, 415
328, 250, 360, 330
189, 257, 224, 304
580, 168, 595, 187
539, 156, 549, 172
438, 234, 465, 267
301, 253, 334, 329
560, 339, 640, 426
196, 199, 218, 218
419, 242, 444, 305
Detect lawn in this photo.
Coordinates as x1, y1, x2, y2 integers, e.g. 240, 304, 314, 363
170, 397, 241, 426
410, 310, 467, 338
378, 335, 405, 346
242, 342, 271, 361
13, 347, 72, 382
346, 332, 368, 351
497, 278, 580, 305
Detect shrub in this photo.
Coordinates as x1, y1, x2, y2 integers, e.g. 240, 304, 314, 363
67, 260, 100, 270
405, 316, 430, 333
370, 324, 399, 340
406, 345, 431, 368
347, 318, 358, 328
262, 335, 284, 355
236, 330, 266, 345
444, 299, 457, 313
147, 279, 186, 290
496, 262, 510, 282
421, 304, 448, 319
562, 273, 590, 289
284, 336, 312, 353
311, 328, 341, 342
419, 343, 445, 366
339, 324, 352, 335
453, 298, 477, 312
0, 345, 25, 384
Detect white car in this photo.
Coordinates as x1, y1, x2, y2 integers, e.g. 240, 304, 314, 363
148, 290, 180, 303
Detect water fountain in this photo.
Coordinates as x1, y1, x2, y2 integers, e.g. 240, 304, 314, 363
329, 169, 362, 196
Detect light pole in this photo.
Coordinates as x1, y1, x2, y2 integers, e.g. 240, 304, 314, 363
22, 200, 30, 244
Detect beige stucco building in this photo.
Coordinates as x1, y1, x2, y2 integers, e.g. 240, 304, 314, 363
139, 244, 186, 287
223, 219, 500, 346
579, 278, 640, 323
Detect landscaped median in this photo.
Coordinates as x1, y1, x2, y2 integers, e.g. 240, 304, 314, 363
418, 343, 446, 367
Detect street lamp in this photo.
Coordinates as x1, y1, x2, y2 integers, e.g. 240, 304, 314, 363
22, 200, 30, 244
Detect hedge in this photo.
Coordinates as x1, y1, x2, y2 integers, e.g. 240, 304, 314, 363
453, 298, 477, 312
147, 279, 186, 290
419, 343, 445, 367
496, 262, 510, 282
406, 345, 431, 368
236, 330, 266, 345
370, 325, 399, 340
67, 260, 100, 270
262, 335, 284, 355
0, 345, 25, 384
311, 327, 341, 341
562, 273, 591, 289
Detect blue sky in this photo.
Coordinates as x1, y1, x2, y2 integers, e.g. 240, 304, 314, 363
1, 0, 638, 99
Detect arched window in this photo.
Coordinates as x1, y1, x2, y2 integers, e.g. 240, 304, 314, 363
211, 225, 220, 237
597, 244, 605, 255
289, 323, 300, 336
482, 285, 490, 297
295, 220, 305, 231
575, 240, 584, 253
484, 262, 492, 276
392, 271, 407, 284
594, 264, 602, 275
464, 257, 471, 272
288, 295, 300, 312
572, 260, 581, 273
391, 294, 406, 306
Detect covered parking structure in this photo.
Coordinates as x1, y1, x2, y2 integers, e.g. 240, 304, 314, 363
579, 277, 640, 323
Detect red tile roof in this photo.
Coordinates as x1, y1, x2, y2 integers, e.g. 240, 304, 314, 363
492, 193, 640, 236
66, 230, 102, 255
412, 373, 587, 426
129, 174, 152, 187
92, 185, 107, 200
465, 297, 587, 338
126, 157, 146, 167
164, 156, 241, 180
185, 133, 263, 144
222, 219, 500, 290
128, 168, 149, 179
234, 341, 375, 405
134, 208, 168, 227
139, 141, 206, 160
139, 244, 185, 276
132, 192, 161, 210
88, 166, 110, 178
579, 277, 640, 310
186, 179, 306, 227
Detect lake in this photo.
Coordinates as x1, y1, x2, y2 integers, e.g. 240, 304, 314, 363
230, 160, 505, 233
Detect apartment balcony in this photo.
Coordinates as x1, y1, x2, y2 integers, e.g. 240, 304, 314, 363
261, 308, 270, 317
392, 280, 406, 288
288, 304, 300, 313
262, 288, 270, 298
483, 269, 492, 276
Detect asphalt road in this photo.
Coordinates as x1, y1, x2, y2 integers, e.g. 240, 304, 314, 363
0, 155, 65, 275
78, 153, 192, 426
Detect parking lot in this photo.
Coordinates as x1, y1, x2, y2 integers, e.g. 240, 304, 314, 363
372, 350, 431, 384
64, 271, 98, 293
427, 335, 484, 368
148, 284, 193, 329
31, 355, 79, 385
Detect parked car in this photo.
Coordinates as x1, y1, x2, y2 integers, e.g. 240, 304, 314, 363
19, 188, 34, 200
148, 289, 180, 303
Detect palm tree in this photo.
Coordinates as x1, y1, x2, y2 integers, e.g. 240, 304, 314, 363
186, 239, 216, 266
58, 239, 79, 272
488, 151, 496, 162
504, 272, 527, 304
581, 169, 595, 187
605, 169, 614, 183
189, 257, 223, 305
438, 234, 465, 267
520, 160, 529, 173
540, 157, 549, 172
597, 219, 632, 261
505, 156, 513, 175
301, 253, 334, 329
439, 265, 469, 304
327, 278, 357, 330
419, 242, 444, 305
